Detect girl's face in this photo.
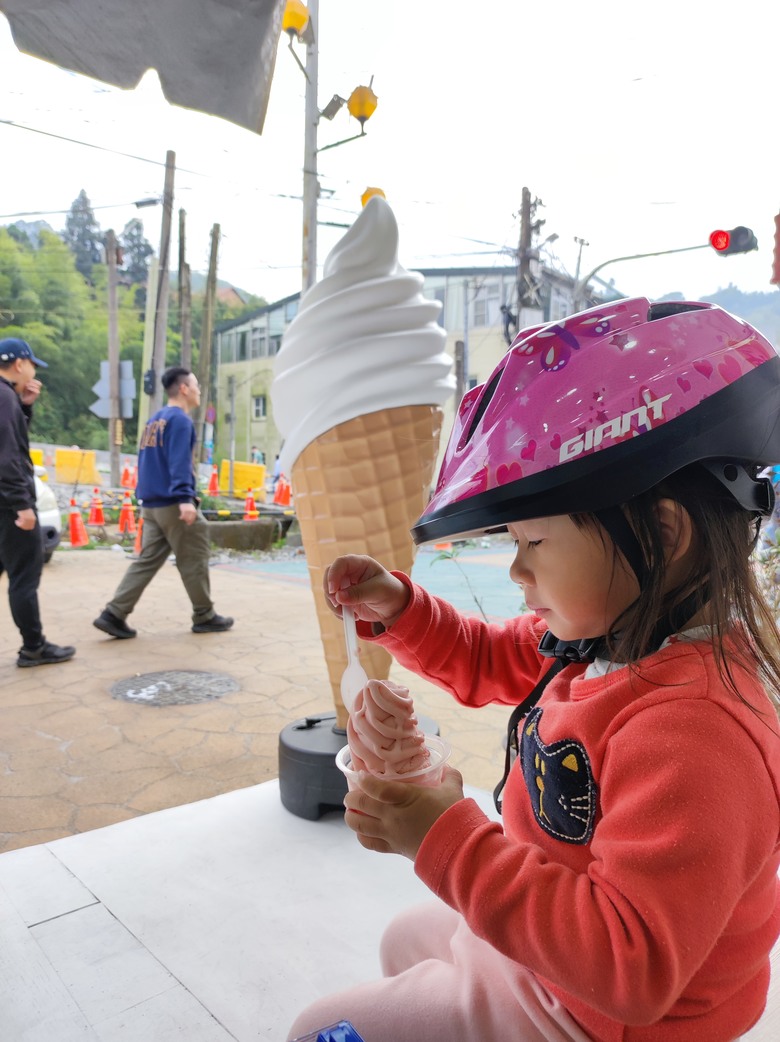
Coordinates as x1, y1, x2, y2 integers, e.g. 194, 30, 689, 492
507, 514, 640, 641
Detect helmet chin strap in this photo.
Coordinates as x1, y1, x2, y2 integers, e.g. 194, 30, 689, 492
700, 462, 775, 517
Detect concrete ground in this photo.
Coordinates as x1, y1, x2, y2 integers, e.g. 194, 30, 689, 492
0, 541, 515, 854
1, 541, 778, 1041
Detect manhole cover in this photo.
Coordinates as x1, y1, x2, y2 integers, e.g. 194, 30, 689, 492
111, 670, 239, 706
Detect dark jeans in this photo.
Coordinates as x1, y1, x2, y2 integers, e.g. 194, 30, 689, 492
0, 509, 44, 648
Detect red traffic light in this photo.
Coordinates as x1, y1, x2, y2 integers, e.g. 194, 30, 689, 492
709, 229, 731, 252
709, 226, 758, 255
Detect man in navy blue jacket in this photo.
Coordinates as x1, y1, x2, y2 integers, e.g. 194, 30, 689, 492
94, 367, 233, 639
0, 338, 75, 666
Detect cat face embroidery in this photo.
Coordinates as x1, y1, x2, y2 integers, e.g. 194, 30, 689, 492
519, 707, 597, 844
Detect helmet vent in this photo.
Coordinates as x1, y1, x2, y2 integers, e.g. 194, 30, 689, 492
648, 301, 707, 321
461, 365, 504, 448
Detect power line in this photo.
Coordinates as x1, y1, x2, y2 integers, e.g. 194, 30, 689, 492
0, 201, 160, 220
0, 118, 204, 174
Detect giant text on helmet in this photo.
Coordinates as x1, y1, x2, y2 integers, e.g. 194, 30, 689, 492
558, 392, 672, 464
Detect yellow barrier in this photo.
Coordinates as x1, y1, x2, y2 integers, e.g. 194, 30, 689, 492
217, 461, 266, 497
55, 448, 101, 486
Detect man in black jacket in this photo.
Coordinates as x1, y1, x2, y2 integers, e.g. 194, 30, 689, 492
0, 338, 75, 667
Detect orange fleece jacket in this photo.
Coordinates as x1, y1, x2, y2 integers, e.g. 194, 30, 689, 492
365, 575, 780, 1042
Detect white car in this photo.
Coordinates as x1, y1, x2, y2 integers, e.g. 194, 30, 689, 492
34, 466, 62, 563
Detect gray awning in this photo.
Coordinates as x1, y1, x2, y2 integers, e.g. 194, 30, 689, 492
0, 0, 286, 134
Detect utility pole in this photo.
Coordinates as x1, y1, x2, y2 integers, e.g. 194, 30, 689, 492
106, 229, 121, 487
228, 374, 236, 495
196, 223, 220, 463
301, 0, 319, 292
150, 149, 175, 412
178, 208, 192, 368
462, 279, 470, 397
517, 187, 533, 309
454, 340, 465, 405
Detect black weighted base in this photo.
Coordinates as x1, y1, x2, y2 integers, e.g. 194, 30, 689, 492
278, 711, 440, 821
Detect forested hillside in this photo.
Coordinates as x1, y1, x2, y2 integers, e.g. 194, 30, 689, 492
0, 192, 264, 450
701, 285, 780, 346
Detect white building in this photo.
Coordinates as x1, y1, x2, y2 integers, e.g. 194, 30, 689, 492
212, 265, 616, 471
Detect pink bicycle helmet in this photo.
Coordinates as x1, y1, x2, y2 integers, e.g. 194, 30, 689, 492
413, 298, 780, 545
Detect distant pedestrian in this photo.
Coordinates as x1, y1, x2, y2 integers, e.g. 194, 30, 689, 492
251, 445, 264, 466
500, 303, 517, 346
0, 338, 75, 667
93, 366, 234, 639
272, 453, 282, 488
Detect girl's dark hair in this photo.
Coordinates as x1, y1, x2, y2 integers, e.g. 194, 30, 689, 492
574, 463, 780, 716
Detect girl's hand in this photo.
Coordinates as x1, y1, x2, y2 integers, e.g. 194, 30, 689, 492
344, 764, 465, 860
323, 554, 411, 630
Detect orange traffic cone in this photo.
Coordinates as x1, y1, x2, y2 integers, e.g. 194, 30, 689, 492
121, 459, 133, 488
68, 499, 90, 547
207, 464, 219, 496
243, 488, 259, 520
133, 516, 144, 555
130, 465, 137, 489
273, 474, 291, 507
87, 488, 105, 525
118, 492, 137, 534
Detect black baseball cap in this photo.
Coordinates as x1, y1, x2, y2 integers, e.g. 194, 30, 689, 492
0, 338, 48, 368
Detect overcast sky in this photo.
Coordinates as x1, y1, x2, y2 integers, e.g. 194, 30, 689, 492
1, 1, 778, 306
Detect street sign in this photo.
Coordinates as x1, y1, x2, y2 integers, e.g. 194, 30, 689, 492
90, 359, 136, 418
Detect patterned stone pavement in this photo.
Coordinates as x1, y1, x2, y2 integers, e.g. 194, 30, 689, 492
0, 544, 514, 852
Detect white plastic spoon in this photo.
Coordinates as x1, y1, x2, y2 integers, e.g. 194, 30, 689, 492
340, 606, 368, 713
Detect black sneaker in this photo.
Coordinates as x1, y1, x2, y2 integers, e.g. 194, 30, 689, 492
17, 641, 76, 668
93, 609, 137, 639
192, 614, 234, 633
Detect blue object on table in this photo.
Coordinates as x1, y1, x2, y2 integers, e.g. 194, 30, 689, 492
290, 1021, 365, 1042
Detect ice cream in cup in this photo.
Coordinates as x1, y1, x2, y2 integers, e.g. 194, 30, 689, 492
336, 734, 451, 791
336, 679, 451, 791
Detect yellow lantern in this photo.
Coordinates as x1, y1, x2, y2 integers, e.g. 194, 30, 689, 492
282, 0, 309, 39
347, 84, 378, 127
361, 187, 386, 208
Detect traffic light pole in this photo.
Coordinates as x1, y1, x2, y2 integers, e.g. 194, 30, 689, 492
106, 229, 121, 488
572, 243, 708, 313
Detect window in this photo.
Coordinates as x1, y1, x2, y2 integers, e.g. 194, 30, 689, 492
268, 335, 282, 357
251, 327, 265, 358
284, 299, 299, 323
253, 395, 267, 420
471, 282, 498, 328
220, 332, 234, 363
237, 331, 248, 361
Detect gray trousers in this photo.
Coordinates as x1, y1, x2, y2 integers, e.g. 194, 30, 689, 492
107, 504, 214, 624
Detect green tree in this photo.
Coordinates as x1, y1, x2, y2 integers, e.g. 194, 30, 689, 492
119, 218, 154, 285
62, 190, 103, 281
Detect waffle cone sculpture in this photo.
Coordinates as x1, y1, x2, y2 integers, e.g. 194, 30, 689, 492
272, 196, 455, 728
292, 405, 443, 727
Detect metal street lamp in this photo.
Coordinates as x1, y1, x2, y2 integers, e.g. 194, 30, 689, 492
282, 0, 378, 292
571, 242, 710, 313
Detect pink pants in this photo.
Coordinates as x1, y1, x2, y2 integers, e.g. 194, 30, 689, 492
287, 901, 594, 1042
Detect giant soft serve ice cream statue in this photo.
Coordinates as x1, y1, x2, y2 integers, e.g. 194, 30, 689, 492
271, 195, 455, 730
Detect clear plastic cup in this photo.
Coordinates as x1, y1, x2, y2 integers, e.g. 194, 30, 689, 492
335, 734, 451, 791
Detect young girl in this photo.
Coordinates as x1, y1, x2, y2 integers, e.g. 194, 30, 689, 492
287, 298, 780, 1042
